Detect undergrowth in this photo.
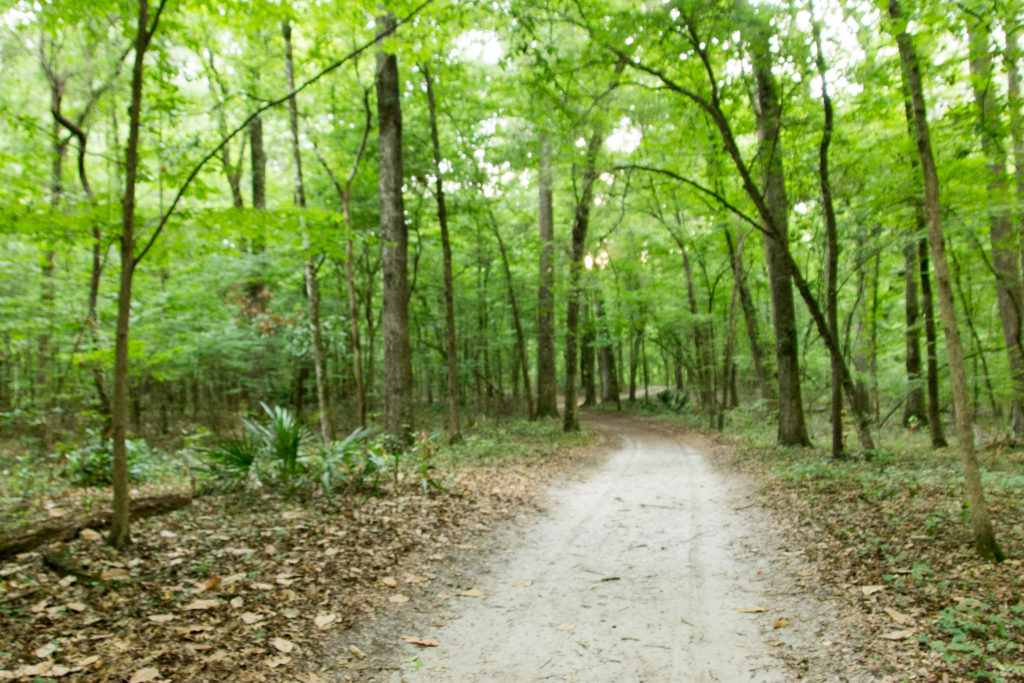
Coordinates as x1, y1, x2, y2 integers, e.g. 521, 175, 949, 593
717, 402, 1024, 681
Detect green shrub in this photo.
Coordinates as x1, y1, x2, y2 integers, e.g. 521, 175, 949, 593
312, 426, 385, 494
197, 433, 263, 491
63, 433, 148, 487
244, 403, 311, 481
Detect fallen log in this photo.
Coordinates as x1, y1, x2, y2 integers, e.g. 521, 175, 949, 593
0, 493, 192, 560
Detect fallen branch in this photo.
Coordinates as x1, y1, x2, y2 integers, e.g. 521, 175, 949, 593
0, 493, 191, 560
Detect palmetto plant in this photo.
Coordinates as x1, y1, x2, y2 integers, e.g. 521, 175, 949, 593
200, 404, 312, 490
243, 403, 312, 480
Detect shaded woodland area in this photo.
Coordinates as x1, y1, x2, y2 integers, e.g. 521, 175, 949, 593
2, 0, 1024, 678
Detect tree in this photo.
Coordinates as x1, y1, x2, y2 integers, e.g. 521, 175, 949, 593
422, 61, 462, 440
889, 0, 1004, 562
283, 19, 332, 443
535, 131, 559, 419
109, 0, 167, 548
376, 11, 413, 446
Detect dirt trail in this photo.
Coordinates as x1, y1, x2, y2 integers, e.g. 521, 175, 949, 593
381, 413, 838, 682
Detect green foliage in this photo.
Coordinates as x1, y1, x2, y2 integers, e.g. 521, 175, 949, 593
62, 432, 151, 487
657, 389, 689, 413
930, 599, 1024, 680
199, 404, 312, 490
243, 403, 312, 481
197, 433, 263, 492
311, 427, 386, 494
441, 418, 590, 467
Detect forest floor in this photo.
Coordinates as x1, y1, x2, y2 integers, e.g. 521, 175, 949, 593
1, 408, 1022, 681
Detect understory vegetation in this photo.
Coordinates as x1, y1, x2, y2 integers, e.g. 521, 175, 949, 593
716, 404, 1024, 681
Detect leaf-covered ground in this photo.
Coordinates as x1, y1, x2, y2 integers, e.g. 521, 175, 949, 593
4, 408, 1023, 681
0, 423, 601, 682
712, 415, 1024, 682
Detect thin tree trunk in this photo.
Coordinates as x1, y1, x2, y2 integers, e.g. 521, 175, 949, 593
967, 17, 1024, 436
903, 242, 927, 424
813, 19, 844, 458
376, 12, 413, 445
951, 249, 1000, 418
284, 20, 331, 443
682, 248, 715, 423
563, 129, 603, 432
724, 226, 771, 401
891, 0, 1003, 562
920, 239, 948, 446
110, 0, 163, 549
422, 63, 461, 440
536, 131, 559, 418
491, 218, 535, 419
581, 300, 597, 407
50, 93, 112, 431
596, 292, 620, 408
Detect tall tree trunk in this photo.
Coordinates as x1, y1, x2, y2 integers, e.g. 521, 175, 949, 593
284, 20, 331, 443
920, 239, 948, 446
536, 132, 559, 418
903, 242, 927, 424
491, 218, 534, 419
898, 50, 947, 443
967, 17, 1024, 436
891, 0, 1003, 562
682, 247, 715, 424
563, 129, 603, 432
813, 19, 844, 458
110, 0, 162, 549
746, 19, 811, 447
422, 63, 461, 440
581, 300, 597, 407
376, 11, 413, 445
724, 226, 771, 401
628, 329, 640, 402
596, 292, 620, 408
250, 113, 266, 210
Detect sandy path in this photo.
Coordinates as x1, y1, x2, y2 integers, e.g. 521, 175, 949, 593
388, 414, 795, 682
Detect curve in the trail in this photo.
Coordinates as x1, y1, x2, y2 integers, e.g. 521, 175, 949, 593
391, 416, 790, 682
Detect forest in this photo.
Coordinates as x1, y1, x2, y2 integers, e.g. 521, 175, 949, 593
1, 0, 1024, 679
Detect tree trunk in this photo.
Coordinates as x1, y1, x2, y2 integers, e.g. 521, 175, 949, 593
110, 0, 160, 549
581, 300, 597, 407
682, 247, 715, 423
813, 20, 844, 458
903, 242, 927, 424
919, 239, 948, 446
596, 292, 620, 407
376, 11, 413, 446
491, 218, 535, 419
563, 129, 603, 432
891, 0, 1004, 562
249, 113, 266, 210
284, 20, 331, 444
967, 17, 1024, 436
422, 63, 461, 440
724, 226, 771, 401
746, 20, 811, 447
536, 132, 559, 418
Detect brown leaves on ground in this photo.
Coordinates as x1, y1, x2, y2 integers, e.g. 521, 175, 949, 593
715, 427, 1024, 681
0, 434, 599, 682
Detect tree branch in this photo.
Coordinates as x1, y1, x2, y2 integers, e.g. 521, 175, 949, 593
134, 0, 434, 267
